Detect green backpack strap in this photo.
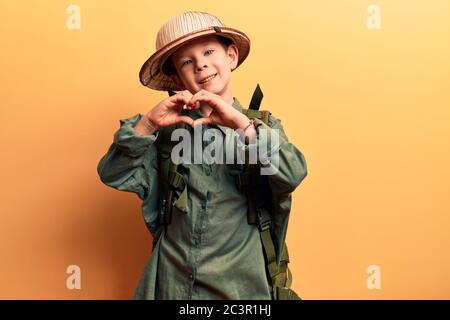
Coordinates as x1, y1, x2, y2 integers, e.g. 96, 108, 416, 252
167, 90, 189, 216
249, 83, 263, 110
153, 124, 188, 249
151, 90, 189, 248
163, 157, 188, 223
240, 85, 301, 300
272, 245, 301, 300
242, 84, 270, 124
238, 84, 271, 223
252, 196, 300, 300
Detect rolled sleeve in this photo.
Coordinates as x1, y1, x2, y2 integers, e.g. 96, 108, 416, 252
97, 113, 159, 200
114, 113, 159, 157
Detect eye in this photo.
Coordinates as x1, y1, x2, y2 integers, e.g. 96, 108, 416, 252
181, 59, 192, 67
205, 49, 214, 56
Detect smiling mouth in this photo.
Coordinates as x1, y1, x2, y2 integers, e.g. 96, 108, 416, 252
198, 73, 217, 84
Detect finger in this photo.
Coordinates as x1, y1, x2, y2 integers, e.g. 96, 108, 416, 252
188, 90, 209, 106
168, 95, 190, 109
193, 117, 214, 127
182, 90, 194, 103
189, 94, 219, 109
191, 89, 207, 98
179, 90, 193, 103
187, 101, 200, 110
171, 94, 190, 105
179, 90, 197, 110
181, 89, 193, 98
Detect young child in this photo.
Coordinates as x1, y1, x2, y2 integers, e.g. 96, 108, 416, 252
97, 11, 307, 300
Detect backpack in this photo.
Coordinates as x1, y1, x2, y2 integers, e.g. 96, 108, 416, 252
152, 85, 300, 300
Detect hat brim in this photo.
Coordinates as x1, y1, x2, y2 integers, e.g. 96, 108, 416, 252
139, 26, 250, 91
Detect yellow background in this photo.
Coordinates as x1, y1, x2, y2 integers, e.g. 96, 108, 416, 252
1, 0, 449, 299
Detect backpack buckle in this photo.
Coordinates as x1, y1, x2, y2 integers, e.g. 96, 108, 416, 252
256, 207, 271, 232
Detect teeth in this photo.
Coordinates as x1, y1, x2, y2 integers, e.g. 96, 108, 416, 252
200, 73, 216, 84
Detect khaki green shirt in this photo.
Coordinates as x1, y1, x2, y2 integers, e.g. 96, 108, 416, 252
97, 97, 307, 299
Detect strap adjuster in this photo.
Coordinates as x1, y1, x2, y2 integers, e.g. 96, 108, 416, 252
168, 170, 185, 191
257, 207, 271, 232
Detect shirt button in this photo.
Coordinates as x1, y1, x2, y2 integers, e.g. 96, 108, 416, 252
189, 273, 193, 280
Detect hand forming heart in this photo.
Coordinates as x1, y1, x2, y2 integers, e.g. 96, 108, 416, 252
185, 90, 250, 130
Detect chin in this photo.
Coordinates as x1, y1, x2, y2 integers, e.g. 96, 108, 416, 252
202, 82, 226, 95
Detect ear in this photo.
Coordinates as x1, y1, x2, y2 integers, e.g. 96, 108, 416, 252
228, 44, 239, 71
170, 74, 186, 90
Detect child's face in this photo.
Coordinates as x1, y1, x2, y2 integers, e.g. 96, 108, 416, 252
169, 35, 239, 98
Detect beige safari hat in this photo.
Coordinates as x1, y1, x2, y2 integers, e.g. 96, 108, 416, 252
139, 11, 251, 91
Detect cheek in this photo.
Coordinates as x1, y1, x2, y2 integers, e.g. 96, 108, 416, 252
179, 71, 193, 84
219, 68, 231, 78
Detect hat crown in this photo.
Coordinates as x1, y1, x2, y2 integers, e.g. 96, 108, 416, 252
156, 11, 225, 50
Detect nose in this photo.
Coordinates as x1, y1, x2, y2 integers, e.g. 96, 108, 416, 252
195, 58, 208, 72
